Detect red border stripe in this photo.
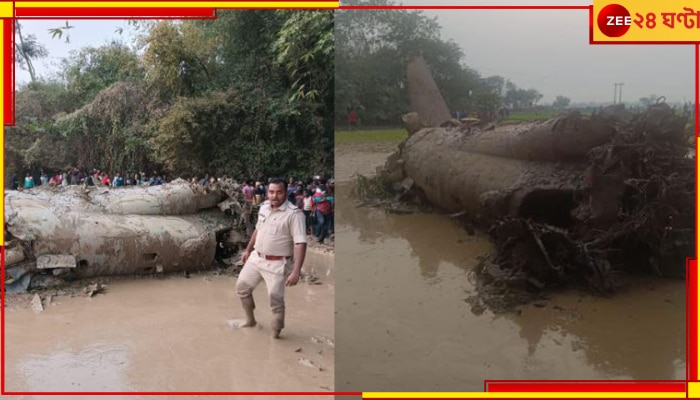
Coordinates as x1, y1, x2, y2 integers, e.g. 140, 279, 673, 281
1, 246, 4, 395
2, 3, 697, 397
5, 391, 362, 396
16, 7, 216, 17
487, 383, 686, 392
339, 5, 589, 9
689, 259, 698, 381
696, 45, 699, 138
3, 19, 14, 126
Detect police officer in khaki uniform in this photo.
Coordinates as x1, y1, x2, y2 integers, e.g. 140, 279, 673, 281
236, 177, 307, 338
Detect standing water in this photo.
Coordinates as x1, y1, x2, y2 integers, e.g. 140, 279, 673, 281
335, 142, 686, 392
5, 249, 335, 396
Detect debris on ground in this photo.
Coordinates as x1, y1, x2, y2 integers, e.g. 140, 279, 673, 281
297, 358, 316, 368
354, 55, 694, 311
4, 179, 258, 293
84, 283, 107, 298
30, 294, 43, 313
311, 334, 335, 348
303, 274, 323, 285
296, 357, 325, 372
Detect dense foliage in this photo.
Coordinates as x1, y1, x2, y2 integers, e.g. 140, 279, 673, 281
7, 11, 334, 184
335, 0, 544, 127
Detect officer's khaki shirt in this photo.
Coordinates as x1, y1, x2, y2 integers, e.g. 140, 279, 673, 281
254, 200, 307, 257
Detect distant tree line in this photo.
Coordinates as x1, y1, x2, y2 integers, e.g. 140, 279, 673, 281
335, 0, 545, 128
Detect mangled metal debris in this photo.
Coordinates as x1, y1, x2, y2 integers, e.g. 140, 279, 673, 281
30, 294, 43, 313
84, 283, 107, 298
36, 255, 77, 270
5, 179, 255, 292
363, 55, 694, 307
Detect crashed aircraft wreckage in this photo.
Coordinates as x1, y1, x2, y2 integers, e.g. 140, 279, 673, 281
370, 55, 693, 301
5, 179, 253, 293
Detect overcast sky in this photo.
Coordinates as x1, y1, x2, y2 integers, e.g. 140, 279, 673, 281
16, 4, 696, 105
15, 20, 137, 85
393, 0, 694, 104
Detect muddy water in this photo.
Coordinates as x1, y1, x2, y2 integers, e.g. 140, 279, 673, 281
4, 249, 334, 398
335, 142, 686, 392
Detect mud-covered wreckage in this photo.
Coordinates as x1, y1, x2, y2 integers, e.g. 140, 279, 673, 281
374, 55, 694, 298
5, 179, 255, 293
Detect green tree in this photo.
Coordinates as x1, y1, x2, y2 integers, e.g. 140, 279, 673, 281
61, 42, 144, 107
273, 10, 334, 103
504, 81, 543, 109
8, 11, 334, 182
148, 11, 335, 178
335, 0, 512, 126
139, 21, 217, 99
553, 95, 571, 109
15, 22, 48, 83
336, 1, 448, 125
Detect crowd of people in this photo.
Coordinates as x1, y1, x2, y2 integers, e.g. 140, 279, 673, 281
12, 169, 335, 245
235, 176, 335, 245
11, 169, 169, 190
187, 174, 335, 244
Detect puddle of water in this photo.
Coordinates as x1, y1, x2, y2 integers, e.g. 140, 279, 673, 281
5, 252, 334, 393
335, 144, 686, 391
17, 344, 131, 391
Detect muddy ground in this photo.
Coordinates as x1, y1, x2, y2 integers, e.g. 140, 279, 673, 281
4, 245, 334, 398
335, 141, 686, 392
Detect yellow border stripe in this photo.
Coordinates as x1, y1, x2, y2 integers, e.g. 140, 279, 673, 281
0, 2, 12, 17
16, 1, 339, 8
689, 382, 700, 398
363, 393, 686, 399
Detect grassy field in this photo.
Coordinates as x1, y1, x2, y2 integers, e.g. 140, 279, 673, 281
504, 110, 559, 123
335, 110, 598, 141
504, 108, 595, 123
335, 129, 407, 145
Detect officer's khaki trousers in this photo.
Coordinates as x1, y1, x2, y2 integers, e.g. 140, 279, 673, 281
235, 251, 292, 331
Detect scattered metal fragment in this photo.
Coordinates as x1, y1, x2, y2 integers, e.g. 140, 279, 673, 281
297, 358, 316, 368
30, 294, 43, 313
84, 283, 107, 298
36, 255, 76, 270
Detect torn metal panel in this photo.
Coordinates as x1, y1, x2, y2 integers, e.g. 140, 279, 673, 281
5, 180, 231, 281
89, 179, 226, 215
36, 255, 77, 269
27, 212, 216, 277
390, 126, 585, 216
406, 54, 452, 127
8, 179, 226, 216
5, 246, 25, 266
454, 113, 616, 162
6, 264, 33, 294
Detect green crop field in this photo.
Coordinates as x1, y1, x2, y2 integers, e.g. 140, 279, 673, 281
503, 108, 595, 123
335, 129, 407, 144
504, 110, 559, 122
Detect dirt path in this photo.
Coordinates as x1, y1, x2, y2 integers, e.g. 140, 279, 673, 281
335, 141, 686, 391
4, 249, 334, 396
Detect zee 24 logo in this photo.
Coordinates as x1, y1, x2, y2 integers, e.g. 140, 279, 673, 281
597, 3, 693, 37
597, 4, 633, 37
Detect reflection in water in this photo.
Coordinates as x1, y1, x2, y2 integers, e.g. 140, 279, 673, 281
6, 265, 335, 393
18, 343, 132, 391
338, 184, 489, 278
335, 179, 685, 391
509, 282, 686, 380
